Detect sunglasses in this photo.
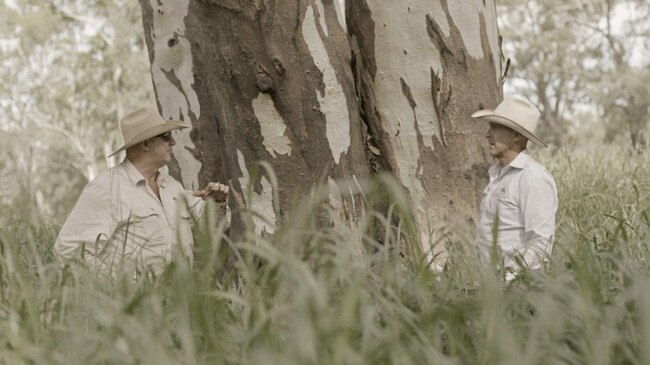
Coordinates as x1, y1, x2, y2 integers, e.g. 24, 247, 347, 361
155, 131, 173, 142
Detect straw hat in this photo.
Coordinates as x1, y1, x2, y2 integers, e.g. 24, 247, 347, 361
471, 95, 547, 147
108, 107, 188, 157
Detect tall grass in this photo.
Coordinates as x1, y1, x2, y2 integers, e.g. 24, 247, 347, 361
0, 145, 648, 364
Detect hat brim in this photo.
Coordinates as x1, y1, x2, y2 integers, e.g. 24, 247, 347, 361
471, 109, 547, 147
107, 121, 189, 157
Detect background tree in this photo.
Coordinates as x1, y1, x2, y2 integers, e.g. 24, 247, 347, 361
586, 0, 650, 149
499, 0, 650, 149
0, 0, 154, 221
139, 0, 503, 261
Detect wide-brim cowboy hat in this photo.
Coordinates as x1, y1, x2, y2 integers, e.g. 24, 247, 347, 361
471, 95, 547, 147
108, 107, 189, 157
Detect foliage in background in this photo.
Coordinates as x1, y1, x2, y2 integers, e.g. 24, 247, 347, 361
0, 146, 649, 364
0, 0, 154, 223
498, 0, 650, 149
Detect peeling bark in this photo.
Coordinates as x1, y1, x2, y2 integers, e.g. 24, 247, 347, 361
140, 0, 503, 260
140, 0, 203, 190
348, 0, 502, 262
141, 0, 370, 238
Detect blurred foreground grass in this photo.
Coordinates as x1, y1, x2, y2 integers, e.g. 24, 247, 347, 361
0, 145, 649, 364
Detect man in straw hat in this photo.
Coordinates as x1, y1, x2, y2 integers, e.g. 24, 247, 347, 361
471, 95, 558, 280
54, 107, 230, 277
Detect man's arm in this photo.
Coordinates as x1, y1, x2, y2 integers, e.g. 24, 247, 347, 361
54, 183, 115, 267
519, 169, 558, 269
189, 182, 231, 227
192, 182, 229, 203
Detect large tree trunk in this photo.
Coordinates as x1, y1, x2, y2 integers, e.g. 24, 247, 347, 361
347, 1, 501, 260
139, 0, 501, 262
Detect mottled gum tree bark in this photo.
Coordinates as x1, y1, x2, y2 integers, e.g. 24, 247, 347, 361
139, 0, 502, 260
348, 1, 501, 259
139, 0, 370, 237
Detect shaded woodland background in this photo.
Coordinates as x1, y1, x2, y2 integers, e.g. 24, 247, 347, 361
0, 0, 648, 223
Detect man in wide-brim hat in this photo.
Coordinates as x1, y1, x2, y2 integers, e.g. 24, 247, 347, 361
472, 95, 558, 281
54, 107, 230, 277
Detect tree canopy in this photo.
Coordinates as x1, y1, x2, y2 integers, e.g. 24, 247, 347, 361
499, 0, 650, 148
0, 0, 153, 220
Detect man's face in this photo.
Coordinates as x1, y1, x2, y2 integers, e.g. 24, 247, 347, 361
485, 122, 517, 159
148, 131, 176, 167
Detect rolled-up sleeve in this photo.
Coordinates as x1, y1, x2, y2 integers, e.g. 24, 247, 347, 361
180, 189, 231, 228
54, 183, 115, 266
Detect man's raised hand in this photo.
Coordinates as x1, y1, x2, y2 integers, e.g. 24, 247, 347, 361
193, 182, 229, 203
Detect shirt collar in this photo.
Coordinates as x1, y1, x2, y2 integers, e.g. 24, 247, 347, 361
488, 150, 531, 180
122, 158, 169, 187
122, 158, 147, 186
508, 149, 530, 170
158, 172, 167, 188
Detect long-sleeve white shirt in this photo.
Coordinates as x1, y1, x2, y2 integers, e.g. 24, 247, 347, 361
475, 150, 558, 273
54, 159, 229, 276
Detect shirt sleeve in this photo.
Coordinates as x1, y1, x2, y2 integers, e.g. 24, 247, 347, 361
53, 182, 116, 267
519, 168, 558, 268
180, 189, 231, 228
184, 189, 206, 221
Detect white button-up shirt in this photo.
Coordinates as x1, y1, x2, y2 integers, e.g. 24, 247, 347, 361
54, 159, 229, 276
475, 150, 558, 272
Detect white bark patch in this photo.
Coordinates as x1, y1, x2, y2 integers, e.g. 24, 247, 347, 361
252, 93, 292, 157
430, 0, 450, 37
328, 177, 363, 258
335, 0, 347, 33
482, 0, 502, 83
149, 0, 202, 190
302, 5, 351, 165
448, 1, 501, 85
446, 0, 484, 60
367, 2, 445, 248
327, 177, 343, 214
171, 125, 200, 189
315, 0, 328, 37
369, 2, 444, 152
237, 150, 276, 236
